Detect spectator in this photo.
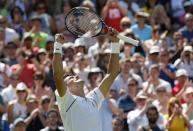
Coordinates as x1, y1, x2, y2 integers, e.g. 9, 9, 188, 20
0, 15, 19, 46
143, 64, 172, 98
111, 58, 142, 96
32, 71, 53, 100
25, 95, 46, 131
7, 82, 28, 124
159, 49, 176, 87
54, 1, 75, 42
118, 77, 138, 131
138, 105, 165, 131
166, 97, 190, 131
9, 6, 26, 39
127, 91, 165, 131
120, 16, 131, 31
31, 2, 56, 34
144, 26, 165, 53
3, 41, 18, 66
183, 86, 193, 120
99, 97, 122, 131
40, 109, 64, 131
13, 50, 39, 88
119, 29, 136, 59
150, 4, 171, 31
152, 85, 170, 115
29, 16, 49, 48
179, 13, 193, 43
131, 11, 152, 41
85, 67, 104, 94
174, 45, 193, 80
12, 117, 26, 131
112, 117, 124, 131
102, 0, 127, 31
1, 72, 19, 105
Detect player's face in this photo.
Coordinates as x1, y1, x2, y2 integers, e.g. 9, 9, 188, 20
64, 75, 84, 94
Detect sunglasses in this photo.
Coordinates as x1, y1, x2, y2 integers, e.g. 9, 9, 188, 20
128, 83, 137, 86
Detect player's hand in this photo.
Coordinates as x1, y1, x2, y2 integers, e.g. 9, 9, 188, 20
107, 27, 119, 42
55, 34, 65, 44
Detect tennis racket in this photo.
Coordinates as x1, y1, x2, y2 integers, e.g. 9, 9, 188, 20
65, 7, 139, 46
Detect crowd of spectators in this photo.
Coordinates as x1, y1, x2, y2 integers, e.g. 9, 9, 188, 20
0, 0, 193, 131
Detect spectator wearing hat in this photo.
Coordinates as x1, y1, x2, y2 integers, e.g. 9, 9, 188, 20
85, 67, 104, 95
3, 41, 18, 66
12, 117, 26, 131
179, 13, 193, 43
117, 77, 138, 131
62, 42, 75, 69
127, 91, 165, 131
7, 82, 28, 124
183, 1, 193, 18
174, 45, 193, 80
111, 58, 142, 96
172, 69, 192, 105
102, 0, 127, 31
73, 39, 87, 54
120, 16, 131, 31
25, 95, 47, 131
131, 11, 152, 41
40, 109, 64, 131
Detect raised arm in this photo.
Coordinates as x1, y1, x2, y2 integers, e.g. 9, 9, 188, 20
99, 28, 120, 97
52, 34, 66, 97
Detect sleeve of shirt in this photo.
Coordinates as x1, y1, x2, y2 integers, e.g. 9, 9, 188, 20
55, 89, 76, 112
127, 110, 143, 125
86, 88, 104, 109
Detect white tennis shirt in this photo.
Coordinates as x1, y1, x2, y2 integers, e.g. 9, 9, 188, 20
55, 88, 104, 131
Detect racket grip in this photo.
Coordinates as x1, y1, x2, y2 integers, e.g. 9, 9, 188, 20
117, 34, 139, 46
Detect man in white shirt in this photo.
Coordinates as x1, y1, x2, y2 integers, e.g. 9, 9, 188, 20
127, 91, 165, 131
53, 28, 120, 131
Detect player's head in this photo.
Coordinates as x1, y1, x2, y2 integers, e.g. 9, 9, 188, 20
64, 75, 85, 95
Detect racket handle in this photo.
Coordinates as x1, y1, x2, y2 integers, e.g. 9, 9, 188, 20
117, 34, 139, 46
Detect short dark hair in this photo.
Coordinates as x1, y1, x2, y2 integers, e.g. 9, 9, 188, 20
47, 109, 59, 118
146, 105, 159, 116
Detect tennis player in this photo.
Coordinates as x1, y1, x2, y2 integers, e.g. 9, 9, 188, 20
53, 27, 120, 131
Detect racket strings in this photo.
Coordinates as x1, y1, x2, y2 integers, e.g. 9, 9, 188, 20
65, 8, 102, 37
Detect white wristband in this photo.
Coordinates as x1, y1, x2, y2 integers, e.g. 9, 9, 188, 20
111, 43, 120, 54
54, 42, 63, 54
